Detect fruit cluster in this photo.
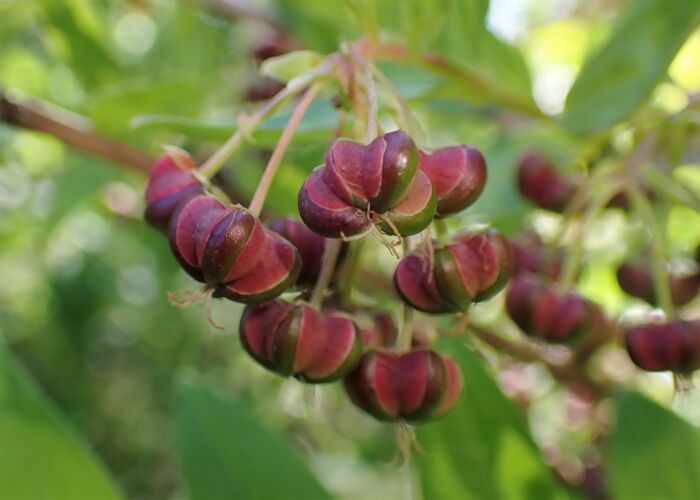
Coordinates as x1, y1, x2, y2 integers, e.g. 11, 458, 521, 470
298, 130, 486, 238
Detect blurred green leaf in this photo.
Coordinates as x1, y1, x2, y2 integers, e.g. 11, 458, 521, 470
0, 343, 121, 499
260, 50, 325, 83
131, 97, 337, 146
416, 337, 565, 500
561, 0, 700, 135
176, 375, 331, 500
605, 390, 700, 500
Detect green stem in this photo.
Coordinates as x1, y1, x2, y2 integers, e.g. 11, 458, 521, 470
310, 238, 343, 308
628, 187, 673, 316
248, 82, 323, 216
396, 239, 415, 352
198, 79, 310, 179
433, 218, 449, 242
558, 183, 620, 289
336, 238, 366, 307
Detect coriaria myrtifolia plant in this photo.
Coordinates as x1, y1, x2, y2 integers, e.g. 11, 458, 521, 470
140, 35, 699, 468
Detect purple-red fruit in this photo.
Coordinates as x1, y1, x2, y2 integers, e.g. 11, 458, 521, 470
298, 130, 436, 238
625, 320, 700, 373
344, 348, 463, 421
169, 194, 300, 303
394, 229, 514, 313
418, 145, 486, 217
144, 152, 204, 229
269, 217, 346, 286
617, 260, 699, 307
517, 152, 576, 212
511, 231, 563, 280
506, 274, 607, 343
240, 300, 363, 382
359, 312, 398, 350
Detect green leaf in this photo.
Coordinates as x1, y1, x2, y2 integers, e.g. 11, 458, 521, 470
0, 343, 121, 499
605, 390, 700, 500
175, 375, 331, 500
561, 0, 700, 135
260, 50, 325, 83
416, 337, 565, 500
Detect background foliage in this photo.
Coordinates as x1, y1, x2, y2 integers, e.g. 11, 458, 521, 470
1, 0, 699, 499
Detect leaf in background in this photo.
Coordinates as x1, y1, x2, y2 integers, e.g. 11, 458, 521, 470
260, 50, 325, 83
605, 390, 700, 500
561, 0, 700, 135
0, 343, 121, 499
89, 77, 205, 139
416, 337, 564, 500
431, 0, 535, 108
176, 375, 331, 500
131, 97, 337, 147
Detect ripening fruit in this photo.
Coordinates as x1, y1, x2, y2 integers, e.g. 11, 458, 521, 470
625, 320, 700, 373
144, 151, 204, 230
268, 217, 346, 286
418, 145, 486, 217
344, 348, 463, 422
511, 231, 564, 280
517, 151, 576, 212
505, 274, 608, 343
394, 229, 514, 313
359, 312, 398, 350
240, 300, 363, 383
617, 259, 699, 307
298, 130, 436, 238
169, 195, 300, 303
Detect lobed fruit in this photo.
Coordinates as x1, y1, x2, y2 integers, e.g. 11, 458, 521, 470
344, 348, 463, 421
511, 231, 564, 280
169, 194, 300, 303
517, 151, 577, 213
240, 300, 363, 383
617, 259, 699, 307
418, 145, 486, 218
625, 320, 700, 373
505, 274, 607, 343
144, 152, 204, 230
395, 229, 514, 313
298, 130, 436, 238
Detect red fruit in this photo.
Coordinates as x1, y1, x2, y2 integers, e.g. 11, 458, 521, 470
517, 151, 576, 212
506, 274, 607, 343
298, 131, 436, 238
418, 145, 487, 217
625, 320, 700, 373
395, 229, 514, 313
617, 260, 699, 307
511, 231, 563, 280
344, 348, 463, 421
169, 195, 300, 303
144, 152, 204, 229
269, 217, 346, 286
360, 312, 398, 349
240, 301, 363, 383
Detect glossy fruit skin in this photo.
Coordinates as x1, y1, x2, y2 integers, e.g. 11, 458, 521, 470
298, 130, 436, 238
617, 260, 699, 307
344, 348, 463, 422
268, 217, 347, 286
240, 300, 363, 383
517, 151, 576, 212
394, 229, 514, 313
625, 320, 700, 373
505, 274, 607, 343
418, 145, 487, 217
144, 153, 204, 230
169, 194, 300, 303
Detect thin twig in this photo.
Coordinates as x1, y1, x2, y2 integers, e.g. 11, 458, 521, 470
310, 238, 343, 308
248, 82, 323, 216
0, 89, 153, 172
